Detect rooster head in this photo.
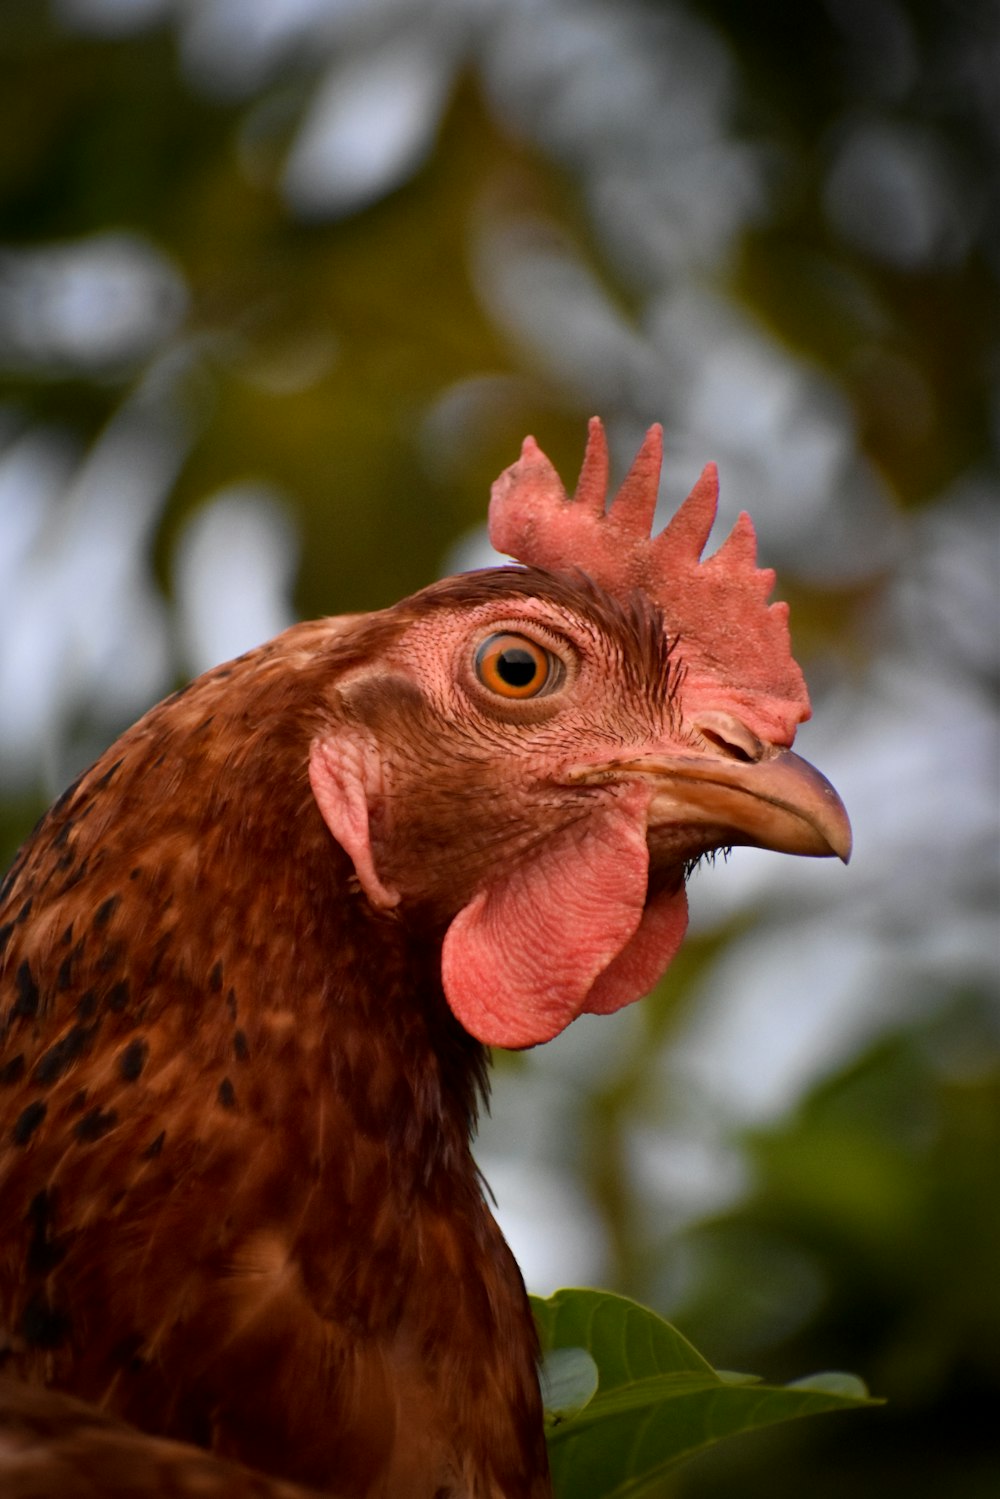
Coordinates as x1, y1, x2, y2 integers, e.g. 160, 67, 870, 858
309, 420, 850, 1048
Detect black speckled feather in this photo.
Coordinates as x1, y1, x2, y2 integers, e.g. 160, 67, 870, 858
0, 589, 560, 1498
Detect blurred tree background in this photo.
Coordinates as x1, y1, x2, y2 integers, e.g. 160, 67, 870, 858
1, 1, 997, 1494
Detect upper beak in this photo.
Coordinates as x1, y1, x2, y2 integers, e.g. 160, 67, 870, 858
574, 716, 852, 863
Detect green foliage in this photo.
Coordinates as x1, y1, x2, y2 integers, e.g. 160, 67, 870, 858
670, 996, 1000, 1498
533, 1289, 875, 1498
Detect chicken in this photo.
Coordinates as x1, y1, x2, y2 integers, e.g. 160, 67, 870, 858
0, 1373, 327, 1497
0, 419, 850, 1498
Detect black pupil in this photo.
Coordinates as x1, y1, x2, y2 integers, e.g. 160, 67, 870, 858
496, 646, 540, 687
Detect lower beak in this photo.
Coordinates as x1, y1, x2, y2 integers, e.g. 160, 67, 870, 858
590, 746, 852, 862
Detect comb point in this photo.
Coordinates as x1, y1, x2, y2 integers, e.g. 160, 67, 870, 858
708, 509, 758, 571
608, 423, 663, 534
573, 417, 610, 515
489, 432, 569, 560
654, 460, 719, 565
688, 461, 719, 508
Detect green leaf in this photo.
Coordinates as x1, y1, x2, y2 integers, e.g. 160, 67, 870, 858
787, 1371, 871, 1398
532, 1289, 878, 1499
539, 1347, 601, 1422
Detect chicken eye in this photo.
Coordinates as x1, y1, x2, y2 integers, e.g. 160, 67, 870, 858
474, 633, 556, 699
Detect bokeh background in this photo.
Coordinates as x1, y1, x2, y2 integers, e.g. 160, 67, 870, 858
1, 2, 998, 1494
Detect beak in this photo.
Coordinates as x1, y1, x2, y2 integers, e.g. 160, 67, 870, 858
574, 722, 852, 863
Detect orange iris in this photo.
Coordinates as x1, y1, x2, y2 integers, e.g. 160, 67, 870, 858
474, 633, 552, 698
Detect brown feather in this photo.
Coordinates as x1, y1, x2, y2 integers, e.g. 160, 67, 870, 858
0, 592, 553, 1496
0, 1375, 328, 1497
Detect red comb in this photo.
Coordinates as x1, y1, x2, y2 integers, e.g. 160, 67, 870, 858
488, 417, 811, 745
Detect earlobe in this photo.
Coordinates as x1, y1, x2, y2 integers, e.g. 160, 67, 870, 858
309, 734, 400, 910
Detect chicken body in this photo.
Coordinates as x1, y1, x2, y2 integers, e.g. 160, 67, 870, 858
0, 425, 850, 1496
0, 582, 565, 1496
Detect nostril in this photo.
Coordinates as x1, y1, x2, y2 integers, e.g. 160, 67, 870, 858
698, 728, 754, 762
692, 712, 764, 764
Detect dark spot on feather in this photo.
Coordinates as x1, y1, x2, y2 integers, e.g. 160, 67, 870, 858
209, 959, 223, 993
61, 923, 74, 945
130, 867, 141, 880
77, 990, 98, 1021
62, 855, 89, 889
195, 715, 215, 733
21, 1293, 70, 1349
13, 961, 40, 1020
57, 955, 74, 991
15, 897, 33, 925
226, 987, 237, 1019
111, 1332, 147, 1372
119, 1038, 148, 1082
48, 781, 75, 817
13, 1100, 47, 1146
93, 757, 124, 790
213, 667, 233, 679
34, 1024, 97, 1086
52, 818, 73, 850
107, 980, 130, 1013
70, 1089, 88, 1112
233, 1029, 249, 1061
27, 1190, 66, 1274
218, 1077, 236, 1110
0, 1055, 25, 1086
75, 1106, 117, 1143
96, 942, 124, 974
0, 863, 19, 906
94, 894, 121, 929
0, 922, 12, 958
142, 1130, 165, 1159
